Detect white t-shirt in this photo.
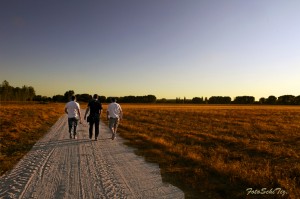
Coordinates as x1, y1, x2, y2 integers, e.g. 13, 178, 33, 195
107, 102, 122, 119
65, 101, 80, 118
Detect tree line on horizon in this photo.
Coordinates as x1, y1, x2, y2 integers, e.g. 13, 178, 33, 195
1, 80, 300, 105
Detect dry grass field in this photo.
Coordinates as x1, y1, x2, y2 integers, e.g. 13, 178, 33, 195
0, 102, 65, 175
1, 103, 300, 198
101, 104, 300, 199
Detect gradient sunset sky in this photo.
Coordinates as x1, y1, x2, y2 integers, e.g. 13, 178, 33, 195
1, 0, 300, 100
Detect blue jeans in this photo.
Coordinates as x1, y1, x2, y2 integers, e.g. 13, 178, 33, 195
68, 117, 78, 135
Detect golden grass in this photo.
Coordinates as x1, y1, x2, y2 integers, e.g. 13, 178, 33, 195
0, 102, 65, 175
101, 104, 300, 199
1, 103, 300, 198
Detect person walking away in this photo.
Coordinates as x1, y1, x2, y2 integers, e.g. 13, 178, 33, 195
84, 94, 103, 140
106, 98, 122, 140
65, 95, 82, 139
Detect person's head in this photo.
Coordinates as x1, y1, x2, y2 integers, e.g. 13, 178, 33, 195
71, 95, 76, 101
111, 98, 116, 103
93, 94, 98, 99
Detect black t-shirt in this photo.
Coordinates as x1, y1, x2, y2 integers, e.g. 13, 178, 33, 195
88, 99, 103, 116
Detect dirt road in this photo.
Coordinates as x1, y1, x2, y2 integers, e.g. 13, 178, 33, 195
0, 115, 184, 199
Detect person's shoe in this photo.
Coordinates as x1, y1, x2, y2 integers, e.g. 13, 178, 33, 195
112, 134, 116, 140
69, 133, 72, 139
74, 135, 77, 139
95, 137, 98, 141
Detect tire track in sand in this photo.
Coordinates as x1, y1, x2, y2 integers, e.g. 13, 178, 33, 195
0, 113, 184, 199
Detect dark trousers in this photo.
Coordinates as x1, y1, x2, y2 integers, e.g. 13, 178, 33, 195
89, 117, 100, 139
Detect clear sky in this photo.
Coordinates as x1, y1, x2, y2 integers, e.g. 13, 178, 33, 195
1, 0, 300, 100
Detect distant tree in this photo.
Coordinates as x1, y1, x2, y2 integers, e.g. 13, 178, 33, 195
192, 97, 203, 104
0, 80, 12, 101
21, 85, 29, 101
118, 95, 156, 103
208, 96, 231, 104
146, 95, 156, 103
277, 95, 295, 105
176, 97, 184, 104
294, 95, 300, 105
106, 97, 120, 103
28, 86, 35, 101
259, 97, 266, 104
266, 95, 277, 105
13, 87, 22, 101
34, 95, 51, 102
33, 95, 42, 101
98, 95, 106, 103
204, 97, 208, 104
0, 80, 36, 101
75, 94, 92, 102
157, 98, 167, 103
52, 95, 65, 102
64, 90, 75, 102
233, 96, 255, 104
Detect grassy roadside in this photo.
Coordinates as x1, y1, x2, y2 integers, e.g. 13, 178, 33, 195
102, 104, 300, 199
0, 102, 65, 175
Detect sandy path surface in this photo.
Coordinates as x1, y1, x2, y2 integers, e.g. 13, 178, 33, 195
0, 114, 184, 199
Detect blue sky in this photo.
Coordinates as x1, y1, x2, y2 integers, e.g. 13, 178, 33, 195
1, 0, 299, 100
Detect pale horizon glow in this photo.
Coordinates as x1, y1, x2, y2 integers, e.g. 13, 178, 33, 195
1, 0, 300, 100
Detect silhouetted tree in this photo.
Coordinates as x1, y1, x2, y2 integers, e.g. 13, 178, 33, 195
259, 97, 266, 104
52, 95, 65, 102
64, 90, 75, 102
265, 95, 277, 105
192, 97, 204, 104
294, 95, 300, 105
208, 96, 231, 104
0, 80, 36, 101
75, 94, 92, 102
118, 95, 156, 103
277, 95, 295, 105
233, 96, 255, 104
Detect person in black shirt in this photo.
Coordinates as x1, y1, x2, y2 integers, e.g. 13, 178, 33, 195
84, 94, 103, 140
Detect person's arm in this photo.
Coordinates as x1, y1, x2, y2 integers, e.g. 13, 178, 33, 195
64, 107, 68, 114
84, 107, 90, 120
99, 104, 103, 116
119, 110, 123, 120
119, 105, 123, 120
106, 105, 110, 120
77, 106, 82, 123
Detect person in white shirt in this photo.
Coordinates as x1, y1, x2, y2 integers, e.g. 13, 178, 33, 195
106, 98, 123, 140
65, 95, 81, 139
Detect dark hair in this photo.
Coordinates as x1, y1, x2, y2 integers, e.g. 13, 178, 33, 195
111, 98, 116, 102
93, 94, 98, 99
71, 95, 76, 101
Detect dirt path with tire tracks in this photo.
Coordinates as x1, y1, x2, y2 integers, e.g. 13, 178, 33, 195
0, 114, 184, 199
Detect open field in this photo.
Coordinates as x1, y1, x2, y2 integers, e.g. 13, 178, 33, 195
101, 104, 300, 198
0, 102, 65, 175
1, 103, 300, 198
